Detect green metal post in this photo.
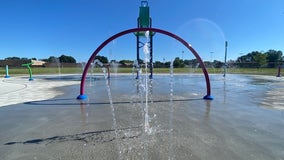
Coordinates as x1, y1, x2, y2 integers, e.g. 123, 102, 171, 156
136, 0, 155, 79
22, 62, 34, 81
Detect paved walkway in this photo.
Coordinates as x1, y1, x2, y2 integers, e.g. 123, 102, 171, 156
0, 76, 80, 107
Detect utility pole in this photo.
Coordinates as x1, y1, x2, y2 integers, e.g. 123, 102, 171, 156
223, 41, 228, 77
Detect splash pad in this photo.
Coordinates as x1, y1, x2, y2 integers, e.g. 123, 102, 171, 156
74, 26, 215, 158
74, 27, 214, 157
1, 74, 284, 159
1, 1, 284, 159
77, 27, 213, 100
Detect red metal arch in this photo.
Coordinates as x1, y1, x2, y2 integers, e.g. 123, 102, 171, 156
77, 28, 213, 100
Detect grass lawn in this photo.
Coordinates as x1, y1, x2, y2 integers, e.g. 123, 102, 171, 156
0, 67, 280, 76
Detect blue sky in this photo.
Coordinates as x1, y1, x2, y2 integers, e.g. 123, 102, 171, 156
0, 0, 283, 63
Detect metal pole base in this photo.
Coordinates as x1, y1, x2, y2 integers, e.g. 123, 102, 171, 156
203, 95, 214, 100
77, 94, 88, 100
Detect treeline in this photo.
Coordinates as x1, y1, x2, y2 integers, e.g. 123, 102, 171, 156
0, 57, 31, 67
236, 49, 283, 68
101, 49, 284, 69
0, 55, 77, 67
41, 55, 76, 63
3, 55, 76, 63
1, 49, 283, 68
148, 49, 283, 68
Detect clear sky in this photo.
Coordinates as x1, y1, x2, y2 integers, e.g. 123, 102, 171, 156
0, 0, 283, 63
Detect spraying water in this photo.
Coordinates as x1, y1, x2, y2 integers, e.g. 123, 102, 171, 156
103, 68, 122, 159
81, 62, 85, 72
111, 61, 119, 76
169, 60, 174, 159
93, 59, 103, 67
143, 31, 150, 134
132, 60, 140, 78
54, 57, 61, 77
95, 59, 122, 158
89, 63, 95, 86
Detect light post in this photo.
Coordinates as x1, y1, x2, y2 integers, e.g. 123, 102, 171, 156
210, 52, 214, 62
223, 41, 228, 77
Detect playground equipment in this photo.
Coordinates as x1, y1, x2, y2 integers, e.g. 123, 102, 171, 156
77, 1, 213, 100
4, 65, 10, 78
22, 62, 34, 81
135, 1, 155, 79
77, 28, 213, 100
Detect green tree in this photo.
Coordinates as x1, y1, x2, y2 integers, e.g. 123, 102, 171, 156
253, 52, 267, 68
5, 57, 21, 60
237, 51, 264, 68
184, 59, 199, 68
46, 56, 58, 63
153, 61, 164, 68
95, 55, 108, 64
265, 50, 283, 68
164, 61, 171, 68
173, 57, 185, 68
59, 54, 76, 63
119, 59, 133, 64
213, 60, 223, 68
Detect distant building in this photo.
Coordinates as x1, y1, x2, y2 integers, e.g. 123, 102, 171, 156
31, 60, 46, 66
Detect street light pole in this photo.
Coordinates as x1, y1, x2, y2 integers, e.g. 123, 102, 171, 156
210, 51, 214, 63
223, 41, 228, 77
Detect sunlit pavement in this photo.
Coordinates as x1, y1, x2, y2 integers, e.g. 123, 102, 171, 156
0, 76, 79, 107
0, 74, 284, 160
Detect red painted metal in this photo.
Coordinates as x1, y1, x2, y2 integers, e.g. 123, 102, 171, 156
79, 28, 211, 98
277, 66, 281, 77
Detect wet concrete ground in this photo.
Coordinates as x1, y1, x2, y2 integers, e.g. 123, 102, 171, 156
0, 74, 284, 160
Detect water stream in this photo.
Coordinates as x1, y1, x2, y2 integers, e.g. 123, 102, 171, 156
143, 31, 150, 134
168, 60, 174, 159
95, 59, 122, 159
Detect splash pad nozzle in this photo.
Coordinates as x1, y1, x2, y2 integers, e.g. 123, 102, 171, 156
22, 62, 34, 81
4, 65, 11, 78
